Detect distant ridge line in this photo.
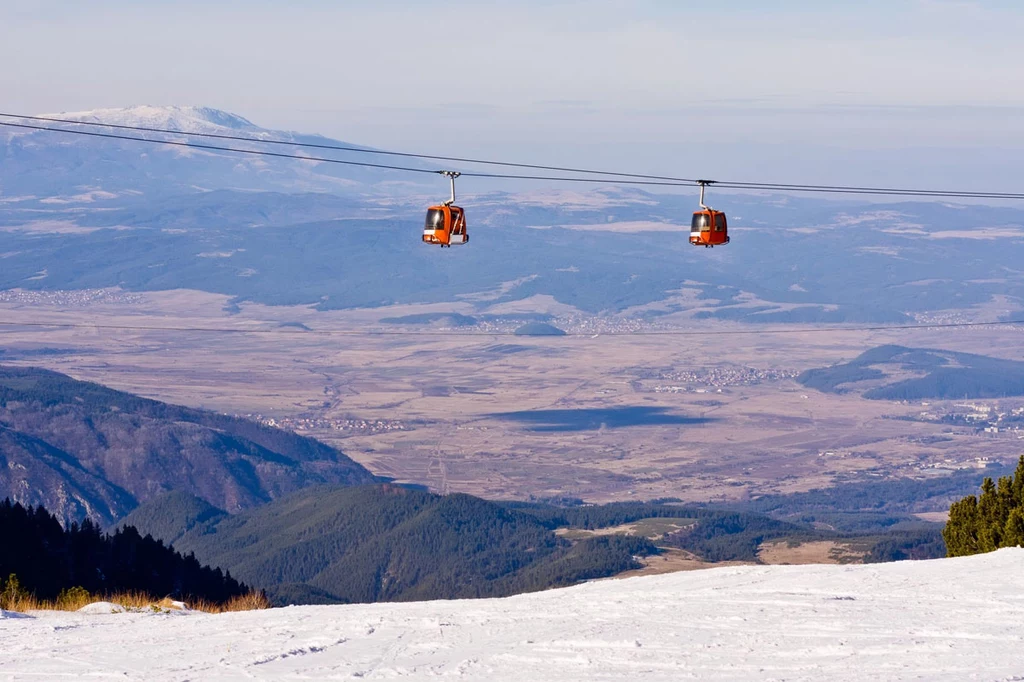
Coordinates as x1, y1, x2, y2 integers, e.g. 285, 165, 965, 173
2, 318, 1022, 338
3, 112, 1024, 199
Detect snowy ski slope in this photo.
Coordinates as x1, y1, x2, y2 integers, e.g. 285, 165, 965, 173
2, 549, 1024, 681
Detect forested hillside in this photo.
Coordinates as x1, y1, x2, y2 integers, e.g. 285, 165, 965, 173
114, 491, 229, 546
511, 499, 946, 563
0, 366, 378, 524
0, 498, 247, 603
121, 483, 959, 606
124, 485, 659, 605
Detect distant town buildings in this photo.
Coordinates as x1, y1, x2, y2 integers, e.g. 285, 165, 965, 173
0, 288, 143, 306
648, 366, 800, 393
243, 414, 409, 435
909, 399, 1024, 439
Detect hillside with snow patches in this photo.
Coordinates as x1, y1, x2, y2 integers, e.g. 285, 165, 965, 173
42, 106, 265, 135
0, 105, 430, 197
4, 105, 1024, 319
2, 550, 1024, 680
39, 104, 264, 134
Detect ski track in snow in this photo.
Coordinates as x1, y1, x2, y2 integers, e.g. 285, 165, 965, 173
3, 549, 1024, 681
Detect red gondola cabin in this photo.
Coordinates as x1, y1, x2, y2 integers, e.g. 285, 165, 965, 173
690, 210, 728, 247
422, 171, 468, 247
423, 204, 468, 247
690, 180, 729, 247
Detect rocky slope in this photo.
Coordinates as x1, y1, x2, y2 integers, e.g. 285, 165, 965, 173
0, 366, 378, 524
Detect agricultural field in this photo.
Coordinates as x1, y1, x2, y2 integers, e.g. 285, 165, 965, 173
2, 288, 1022, 505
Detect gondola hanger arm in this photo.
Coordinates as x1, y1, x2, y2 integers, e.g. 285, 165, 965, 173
439, 170, 461, 206
697, 179, 716, 211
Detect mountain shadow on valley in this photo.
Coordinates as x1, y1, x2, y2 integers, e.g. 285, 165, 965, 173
490, 406, 710, 432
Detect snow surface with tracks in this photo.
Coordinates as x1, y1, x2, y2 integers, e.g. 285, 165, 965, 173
3, 549, 1024, 681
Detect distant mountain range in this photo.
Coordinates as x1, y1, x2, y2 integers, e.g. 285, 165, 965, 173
0, 105, 432, 198
0, 366, 378, 524
2, 105, 1024, 321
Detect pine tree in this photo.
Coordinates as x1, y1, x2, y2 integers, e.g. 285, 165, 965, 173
945, 456, 1024, 557
1004, 508, 1024, 548
1013, 457, 1024, 508
0, 498, 248, 602
944, 495, 980, 557
977, 477, 1003, 551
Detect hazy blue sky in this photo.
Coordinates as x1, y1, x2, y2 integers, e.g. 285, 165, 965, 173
3, 0, 1023, 190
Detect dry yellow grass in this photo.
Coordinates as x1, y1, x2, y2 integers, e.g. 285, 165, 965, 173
192, 591, 273, 613
757, 540, 867, 565
0, 591, 39, 613
1, 588, 271, 614
615, 548, 751, 578
556, 517, 695, 541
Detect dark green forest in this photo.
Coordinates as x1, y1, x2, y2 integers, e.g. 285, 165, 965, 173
114, 490, 228, 546
506, 491, 950, 563
3, 462, 963, 608
0, 498, 247, 603
944, 456, 1024, 556
117, 482, 958, 607
121, 485, 660, 605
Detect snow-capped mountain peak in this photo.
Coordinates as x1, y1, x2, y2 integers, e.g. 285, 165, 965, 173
38, 105, 260, 135
1, 105, 432, 197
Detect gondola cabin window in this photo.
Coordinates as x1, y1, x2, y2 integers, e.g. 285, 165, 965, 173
426, 208, 445, 231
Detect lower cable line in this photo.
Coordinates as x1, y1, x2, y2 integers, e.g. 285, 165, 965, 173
2, 117, 1023, 200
